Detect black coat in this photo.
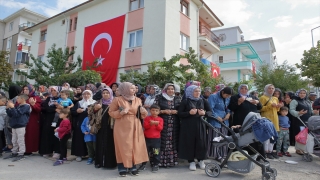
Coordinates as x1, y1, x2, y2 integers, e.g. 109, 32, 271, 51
178, 98, 212, 160
71, 102, 88, 157
228, 94, 262, 126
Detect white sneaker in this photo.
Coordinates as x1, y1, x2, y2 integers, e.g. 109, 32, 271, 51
198, 160, 206, 170
189, 162, 196, 171
52, 153, 60, 159
76, 156, 82, 162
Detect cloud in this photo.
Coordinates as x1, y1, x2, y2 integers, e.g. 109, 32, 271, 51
297, 17, 320, 27
281, 0, 320, 9
269, 16, 292, 28
258, 13, 263, 19
43, 0, 87, 17
0, 0, 44, 12
204, 0, 253, 25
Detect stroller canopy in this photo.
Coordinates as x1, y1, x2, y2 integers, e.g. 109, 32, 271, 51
308, 116, 320, 131
240, 112, 262, 132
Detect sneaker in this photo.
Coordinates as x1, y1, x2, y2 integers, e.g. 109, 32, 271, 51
42, 154, 52, 158
2, 147, 12, 153
76, 156, 82, 162
266, 153, 274, 159
152, 165, 159, 173
198, 160, 206, 170
277, 152, 283, 157
119, 172, 127, 177
12, 155, 25, 162
3, 153, 18, 159
189, 162, 196, 171
272, 152, 279, 159
130, 170, 139, 176
86, 158, 93, 165
52, 153, 60, 159
53, 160, 64, 166
138, 164, 146, 171
284, 152, 292, 157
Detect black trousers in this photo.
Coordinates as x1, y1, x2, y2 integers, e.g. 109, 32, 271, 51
59, 134, 71, 160
145, 138, 161, 166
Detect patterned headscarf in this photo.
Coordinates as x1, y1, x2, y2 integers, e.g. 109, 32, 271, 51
97, 83, 108, 91
162, 83, 175, 101
295, 89, 308, 100
23, 84, 35, 97
38, 85, 47, 93
118, 82, 135, 101
238, 84, 249, 97
186, 85, 201, 101
79, 90, 96, 109
149, 85, 160, 99
101, 88, 113, 105
86, 84, 97, 94
263, 84, 274, 97
215, 84, 225, 92
62, 82, 70, 90
185, 81, 201, 91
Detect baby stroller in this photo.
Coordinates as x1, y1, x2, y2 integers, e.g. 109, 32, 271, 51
201, 112, 277, 180
295, 116, 320, 162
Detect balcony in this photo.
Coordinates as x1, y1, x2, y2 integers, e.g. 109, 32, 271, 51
214, 59, 253, 72
199, 25, 220, 53
19, 22, 35, 31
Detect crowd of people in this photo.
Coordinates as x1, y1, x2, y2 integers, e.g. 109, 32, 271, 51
0, 81, 319, 177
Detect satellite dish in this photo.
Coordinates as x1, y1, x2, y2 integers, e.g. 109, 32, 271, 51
219, 34, 227, 42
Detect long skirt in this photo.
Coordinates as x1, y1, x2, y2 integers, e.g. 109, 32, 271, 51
207, 126, 228, 159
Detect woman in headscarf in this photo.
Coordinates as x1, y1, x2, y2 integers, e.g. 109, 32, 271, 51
135, 84, 146, 104
22, 84, 42, 155
214, 84, 225, 94
90, 87, 117, 169
289, 89, 318, 155
154, 83, 181, 168
259, 84, 281, 159
71, 90, 96, 161
93, 83, 108, 101
182, 81, 201, 100
39, 86, 61, 158
143, 85, 160, 115
273, 88, 284, 103
228, 84, 265, 160
3, 85, 22, 152
109, 82, 148, 177
284, 91, 295, 146
178, 85, 212, 171
207, 87, 233, 162
73, 86, 84, 104
110, 83, 119, 97
144, 85, 150, 98
38, 85, 48, 101
85, 84, 97, 94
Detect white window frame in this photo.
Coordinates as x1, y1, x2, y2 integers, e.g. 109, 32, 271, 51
13, 70, 27, 82
5, 55, 10, 63
180, 0, 189, 16
128, 29, 143, 48
9, 22, 13, 31
40, 29, 47, 42
180, 33, 189, 51
129, 0, 144, 11
38, 55, 44, 61
7, 37, 12, 49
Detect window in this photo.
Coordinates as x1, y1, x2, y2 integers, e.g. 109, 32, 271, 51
15, 52, 29, 65
130, 0, 144, 11
9, 22, 13, 31
40, 30, 47, 42
219, 56, 223, 63
74, 17, 78, 30
7, 38, 12, 49
6, 55, 10, 63
62, 19, 65, 25
69, 19, 73, 32
27, 21, 35, 27
25, 38, 31, 46
70, 46, 75, 60
14, 71, 27, 82
128, 30, 143, 48
180, 33, 189, 50
38, 55, 44, 61
180, 0, 189, 16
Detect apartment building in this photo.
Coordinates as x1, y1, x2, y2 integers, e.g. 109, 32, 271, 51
24, 0, 223, 85
1, 8, 47, 82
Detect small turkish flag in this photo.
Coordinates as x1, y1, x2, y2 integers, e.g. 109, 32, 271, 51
83, 15, 126, 85
17, 43, 22, 51
210, 62, 220, 78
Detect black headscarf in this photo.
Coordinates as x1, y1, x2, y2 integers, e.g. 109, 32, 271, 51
8, 85, 22, 99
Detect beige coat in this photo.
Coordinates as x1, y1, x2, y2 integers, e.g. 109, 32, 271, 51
108, 96, 149, 167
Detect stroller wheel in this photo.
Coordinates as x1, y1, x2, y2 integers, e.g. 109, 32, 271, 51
269, 168, 277, 177
205, 162, 221, 177
262, 172, 275, 180
303, 154, 313, 162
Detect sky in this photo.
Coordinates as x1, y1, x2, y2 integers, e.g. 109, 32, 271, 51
0, 0, 319, 66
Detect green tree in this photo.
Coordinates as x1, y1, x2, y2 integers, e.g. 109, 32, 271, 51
254, 60, 308, 92
57, 70, 101, 87
296, 41, 320, 86
16, 44, 82, 87
0, 51, 13, 91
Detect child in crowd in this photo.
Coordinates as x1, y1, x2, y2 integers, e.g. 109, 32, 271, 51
53, 108, 71, 166
141, 104, 163, 173
52, 90, 74, 127
0, 97, 8, 157
81, 107, 96, 165
4, 94, 31, 162
276, 106, 292, 157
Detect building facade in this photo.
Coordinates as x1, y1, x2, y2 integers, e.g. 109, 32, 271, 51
24, 0, 223, 84
1, 8, 47, 82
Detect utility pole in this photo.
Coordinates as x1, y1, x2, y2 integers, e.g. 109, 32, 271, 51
311, 26, 320, 47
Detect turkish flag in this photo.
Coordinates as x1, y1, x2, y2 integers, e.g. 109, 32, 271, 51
17, 43, 22, 51
210, 62, 220, 78
83, 15, 126, 85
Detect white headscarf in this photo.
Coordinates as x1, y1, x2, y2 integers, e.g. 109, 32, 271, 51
162, 83, 175, 101
263, 84, 274, 97
78, 90, 96, 109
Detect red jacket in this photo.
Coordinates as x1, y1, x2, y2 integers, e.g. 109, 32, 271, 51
143, 116, 163, 138
57, 119, 71, 139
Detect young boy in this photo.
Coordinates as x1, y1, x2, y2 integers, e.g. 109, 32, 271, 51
142, 104, 163, 173
4, 94, 31, 162
52, 90, 74, 127
81, 111, 96, 165
0, 96, 8, 157
276, 106, 292, 157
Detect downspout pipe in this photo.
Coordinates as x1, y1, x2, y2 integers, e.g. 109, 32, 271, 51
62, 13, 68, 49
197, 2, 204, 61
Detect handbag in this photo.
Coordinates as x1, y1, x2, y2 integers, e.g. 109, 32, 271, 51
295, 128, 308, 145
136, 105, 143, 124
89, 106, 109, 134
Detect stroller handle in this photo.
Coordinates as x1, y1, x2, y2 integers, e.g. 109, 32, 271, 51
296, 116, 308, 128
200, 116, 238, 139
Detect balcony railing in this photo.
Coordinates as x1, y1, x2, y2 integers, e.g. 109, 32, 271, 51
19, 23, 35, 31
200, 25, 220, 46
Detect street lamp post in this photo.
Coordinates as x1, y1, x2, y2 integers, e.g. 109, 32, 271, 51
311, 26, 320, 47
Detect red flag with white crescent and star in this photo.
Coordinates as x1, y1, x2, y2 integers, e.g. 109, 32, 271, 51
83, 15, 126, 85
210, 62, 220, 78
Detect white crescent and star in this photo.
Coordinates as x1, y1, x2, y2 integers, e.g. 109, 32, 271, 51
90, 33, 113, 65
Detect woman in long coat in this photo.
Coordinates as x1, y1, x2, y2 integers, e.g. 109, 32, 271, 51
91, 87, 117, 169
22, 85, 42, 155
39, 86, 61, 157
109, 82, 148, 177
178, 85, 212, 171
71, 90, 96, 161
154, 83, 181, 167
